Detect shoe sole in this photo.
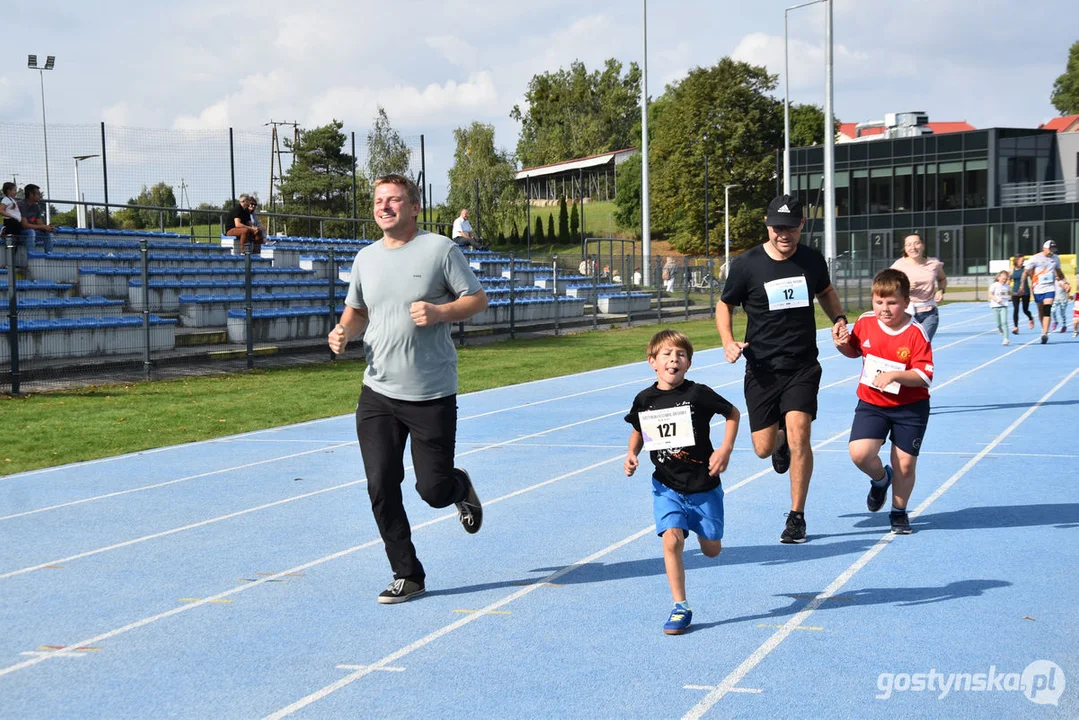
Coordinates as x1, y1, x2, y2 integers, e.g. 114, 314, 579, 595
377, 588, 425, 605
779, 535, 807, 544
456, 469, 482, 534
890, 527, 913, 535
663, 627, 690, 635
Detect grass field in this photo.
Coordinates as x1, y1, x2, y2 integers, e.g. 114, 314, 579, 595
0, 308, 863, 476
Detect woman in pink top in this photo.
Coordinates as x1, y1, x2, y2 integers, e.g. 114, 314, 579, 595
891, 234, 947, 341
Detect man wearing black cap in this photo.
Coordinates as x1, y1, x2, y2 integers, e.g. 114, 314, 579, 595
716, 194, 849, 544
1021, 239, 1062, 344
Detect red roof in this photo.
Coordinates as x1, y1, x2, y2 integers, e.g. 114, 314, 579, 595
837, 121, 975, 138
1038, 115, 1079, 132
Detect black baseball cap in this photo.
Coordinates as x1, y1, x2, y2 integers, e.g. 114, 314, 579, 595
766, 194, 803, 227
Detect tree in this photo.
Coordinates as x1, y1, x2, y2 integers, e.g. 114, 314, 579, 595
511, 58, 641, 167
125, 182, 178, 229
648, 58, 785, 255
788, 103, 836, 148
445, 122, 522, 242
569, 201, 580, 239
277, 120, 355, 237
367, 106, 413, 180
547, 214, 556, 243
1051, 40, 1079, 115
557, 196, 570, 243
613, 153, 642, 234
533, 215, 545, 245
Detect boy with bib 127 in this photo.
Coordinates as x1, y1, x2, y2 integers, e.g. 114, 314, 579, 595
833, 269, 934, 534
624, 330, 741, 635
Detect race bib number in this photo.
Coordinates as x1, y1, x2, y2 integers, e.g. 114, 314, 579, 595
763, 276, 809, 311
639, 406, 694, 451
860, 354, 905, 395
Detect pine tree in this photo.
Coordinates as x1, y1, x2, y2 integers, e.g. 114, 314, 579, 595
558, 196, 570, 243
569, 202, 580, 238
534, 215, 545, 244
547, 214, 556, 244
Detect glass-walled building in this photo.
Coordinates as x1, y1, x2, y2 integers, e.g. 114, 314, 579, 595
787, 128, 1079, 276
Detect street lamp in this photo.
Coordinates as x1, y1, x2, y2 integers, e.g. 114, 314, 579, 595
783, 0, 825, 196
724, 184, 740, 280
73, 154, 99, 228
27, 54, 56, 223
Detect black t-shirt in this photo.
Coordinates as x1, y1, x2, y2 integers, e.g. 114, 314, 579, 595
624, 379, 735, 494
227, 203, 251, 229
720, 243, 831, 371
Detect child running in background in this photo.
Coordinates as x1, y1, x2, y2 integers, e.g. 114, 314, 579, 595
1051, 268, 1070, 334
624, 329, 740, 635
989, 270, 1011, 345
833, 269, 934, 534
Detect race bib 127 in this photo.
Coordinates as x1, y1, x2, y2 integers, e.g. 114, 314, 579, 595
638, 405, 695, 451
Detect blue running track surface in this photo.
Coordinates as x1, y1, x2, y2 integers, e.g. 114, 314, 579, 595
1, 303, 1076, 718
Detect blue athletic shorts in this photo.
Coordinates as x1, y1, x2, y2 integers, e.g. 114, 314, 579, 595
652, 477, 724, 541
849, 398, 930, 456
1033, 292, 1054, 305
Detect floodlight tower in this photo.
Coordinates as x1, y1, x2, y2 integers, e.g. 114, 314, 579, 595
27, 55, 56, 223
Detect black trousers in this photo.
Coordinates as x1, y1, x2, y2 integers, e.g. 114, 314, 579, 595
1012, 294, 1032, 327
355, 386, 468, 583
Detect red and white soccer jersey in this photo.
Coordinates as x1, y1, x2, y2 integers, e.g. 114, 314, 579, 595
848, 311, 933, 408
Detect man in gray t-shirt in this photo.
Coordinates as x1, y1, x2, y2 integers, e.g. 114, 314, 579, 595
328, 174, 488, 605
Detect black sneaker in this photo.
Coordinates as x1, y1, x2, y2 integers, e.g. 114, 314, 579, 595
772, 423, 791, 474
889, 510, 912, 535
1041, 334, 1048, 344
377, 578, 425, 604
779, 512, 806, 544
866, 465, 893, 513
455, 469, 483, 534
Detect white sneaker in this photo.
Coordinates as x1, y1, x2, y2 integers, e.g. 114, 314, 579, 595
1002, 337, 1009, 345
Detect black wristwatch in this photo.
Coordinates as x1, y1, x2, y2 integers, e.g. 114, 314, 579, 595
832, 314, 848, 325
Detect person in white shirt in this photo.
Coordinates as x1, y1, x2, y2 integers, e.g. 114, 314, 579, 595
451, 208, 485, 249
1, 182, 22, 236
988, 270, 1011, 344
1021, 240, 1062, 344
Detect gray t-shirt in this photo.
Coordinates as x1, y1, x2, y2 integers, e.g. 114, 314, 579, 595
345, 231, 483, 401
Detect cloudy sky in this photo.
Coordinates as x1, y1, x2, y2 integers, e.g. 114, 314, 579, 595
1, 0, 1073, 209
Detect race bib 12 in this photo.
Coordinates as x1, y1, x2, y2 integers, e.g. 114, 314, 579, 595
763, 276, 810, 311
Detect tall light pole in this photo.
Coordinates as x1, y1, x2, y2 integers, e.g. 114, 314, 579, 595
27, 55, 56, 223
784, 0, 826, 196
823, 0, 836, 265
73, 154, 99, 228
724, 184, 740, 279
640, 0, 652, 285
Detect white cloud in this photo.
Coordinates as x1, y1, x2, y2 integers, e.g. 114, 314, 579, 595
173, 100, 231, 130
731, 31, 875, 94
425, 36, 479, 70
307, 72, 499, 127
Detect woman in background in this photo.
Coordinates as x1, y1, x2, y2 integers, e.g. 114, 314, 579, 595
891, 234, 947, 341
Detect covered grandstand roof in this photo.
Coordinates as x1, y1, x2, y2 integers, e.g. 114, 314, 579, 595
515, 148, 637, 180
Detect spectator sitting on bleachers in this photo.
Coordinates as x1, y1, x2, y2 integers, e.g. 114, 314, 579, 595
451, 208, 487, 250
18, 183, 55, 254
248, 197, 273, 245
225, 193, 266, 254
1, 182, 22, 236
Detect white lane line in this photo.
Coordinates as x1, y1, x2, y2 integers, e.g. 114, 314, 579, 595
0, 457, 622, 679
261, 523, 658, 720
680, 366, 1079, 720
0, 443, 354, 522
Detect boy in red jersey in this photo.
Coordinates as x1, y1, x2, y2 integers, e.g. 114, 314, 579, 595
834, 269, 933, 534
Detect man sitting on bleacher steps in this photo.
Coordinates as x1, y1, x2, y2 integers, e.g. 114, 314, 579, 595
225, 193, 265, 255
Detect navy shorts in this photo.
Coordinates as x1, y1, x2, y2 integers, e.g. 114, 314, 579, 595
652, 477, 724, 541
849, 398, 930, 456
744, 362, 822, 432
